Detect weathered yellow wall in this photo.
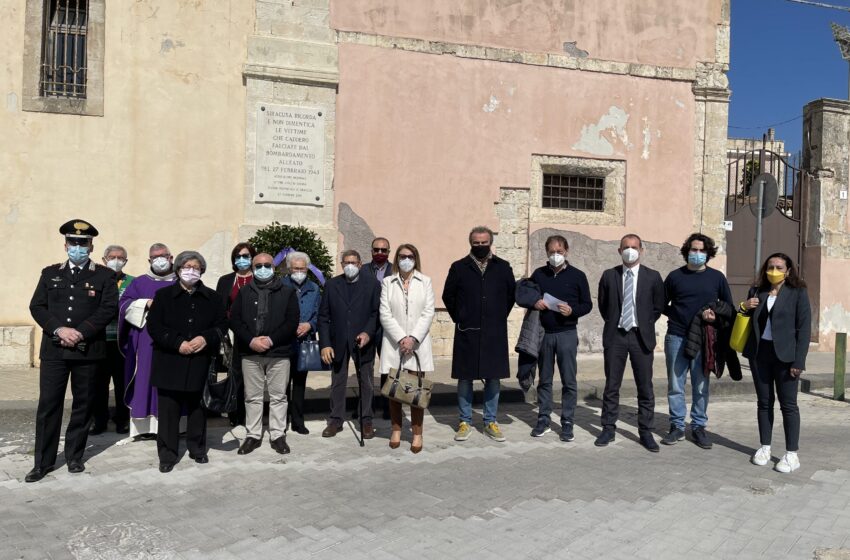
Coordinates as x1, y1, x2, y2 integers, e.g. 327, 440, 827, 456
1, 0, 254, 326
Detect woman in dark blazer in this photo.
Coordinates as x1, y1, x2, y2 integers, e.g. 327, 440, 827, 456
215, 242, 256, 426
147, 251, 227, 473
742, 252, 811, 474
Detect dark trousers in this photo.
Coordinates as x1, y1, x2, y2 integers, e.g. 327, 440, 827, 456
287, 369, 308, 429
92, 341, 129, 428
601, 328, 655, 433
750, 340, 800, 451
33, 359, 98, 468
329, 349, 374, 425
227, 345, 246, 425
537, 330, 578, 427
156, 388, 206, 464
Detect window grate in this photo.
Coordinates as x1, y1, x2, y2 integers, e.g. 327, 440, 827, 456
542, 173, 605, 211
40, 0, 88, 98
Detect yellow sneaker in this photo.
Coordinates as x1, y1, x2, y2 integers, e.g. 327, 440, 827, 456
454, 421, 472, 441
484, 422, 506, 442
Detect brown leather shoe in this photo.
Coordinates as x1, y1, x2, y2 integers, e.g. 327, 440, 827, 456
321, 423, 343, 438
362, 423, 375, 440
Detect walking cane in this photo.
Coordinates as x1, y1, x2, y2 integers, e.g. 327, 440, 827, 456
349, 343, 366, 447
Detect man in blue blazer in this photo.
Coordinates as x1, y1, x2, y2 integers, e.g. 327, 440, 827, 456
596, 234, 666, 452
319, 250, 381, 439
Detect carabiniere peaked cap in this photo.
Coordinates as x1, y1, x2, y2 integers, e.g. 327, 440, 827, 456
59, 219, 99, 239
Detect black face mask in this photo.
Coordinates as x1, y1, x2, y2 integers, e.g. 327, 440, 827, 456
470, 245, 491, 259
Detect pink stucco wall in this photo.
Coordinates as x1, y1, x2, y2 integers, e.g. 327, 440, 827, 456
334, 44, 696, 303
331, 0, 723, 68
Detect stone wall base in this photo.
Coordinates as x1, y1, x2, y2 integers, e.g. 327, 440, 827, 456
0, 326, 34, 367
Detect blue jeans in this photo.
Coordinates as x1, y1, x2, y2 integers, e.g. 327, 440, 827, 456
537, 330, 578, 427
457, 379, 500, 424
664, 334, 709, 429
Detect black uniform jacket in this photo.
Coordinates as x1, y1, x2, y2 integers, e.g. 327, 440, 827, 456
29, 260, 119, 361
147, 281, 228, 392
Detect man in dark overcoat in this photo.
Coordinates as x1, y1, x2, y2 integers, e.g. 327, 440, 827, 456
318, 249, 381, 439
443, 226, 516, 442
27, 219, 119, 482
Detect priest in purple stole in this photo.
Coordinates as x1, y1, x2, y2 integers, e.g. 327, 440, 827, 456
119, 243, 176, 437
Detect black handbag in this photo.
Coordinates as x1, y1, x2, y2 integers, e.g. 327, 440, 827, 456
297, 339, 329, 372
202, 330, 239, 414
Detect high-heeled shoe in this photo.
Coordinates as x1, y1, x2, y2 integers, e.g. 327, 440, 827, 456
389, 430, 402, 449
410, 435, 422, 454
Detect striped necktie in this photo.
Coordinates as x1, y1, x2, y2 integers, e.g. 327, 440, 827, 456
619, 269, 634, 330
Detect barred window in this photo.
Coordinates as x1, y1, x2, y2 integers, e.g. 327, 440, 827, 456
542, 173, 605, 211
40, 0, 88, 98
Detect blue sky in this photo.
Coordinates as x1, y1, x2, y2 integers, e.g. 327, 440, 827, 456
728, 0, 850, 153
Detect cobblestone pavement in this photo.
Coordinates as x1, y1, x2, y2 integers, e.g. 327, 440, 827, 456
1, 394, 850, 560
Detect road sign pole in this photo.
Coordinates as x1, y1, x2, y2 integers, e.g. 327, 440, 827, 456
755, 178, 765, 274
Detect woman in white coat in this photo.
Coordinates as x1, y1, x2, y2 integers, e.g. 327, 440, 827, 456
379, 244, 436, 453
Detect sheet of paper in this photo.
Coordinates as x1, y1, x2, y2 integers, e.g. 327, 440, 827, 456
543, 292, 566, 312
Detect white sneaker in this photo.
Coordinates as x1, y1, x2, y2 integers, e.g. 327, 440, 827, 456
751, 445, 771, 466
775, 452, 800, 473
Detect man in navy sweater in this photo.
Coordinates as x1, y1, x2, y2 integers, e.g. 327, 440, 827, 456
662, 233, 733, 449
530, 235, 592, 441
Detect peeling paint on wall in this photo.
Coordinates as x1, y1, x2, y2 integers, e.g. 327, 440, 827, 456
641, 117, 651, 160
6, 92, 17, 112
572, 106, 630, 156
820, 303, 850, 335
482, 94, 500, 113
5, 203, 18, 225
562, 41, 589, 58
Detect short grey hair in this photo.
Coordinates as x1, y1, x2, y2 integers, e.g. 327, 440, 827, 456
468, 226, 494, 245
149, 242, 170, 256
103, 245, 127, 259
286, 251, 311, 268
174, 250, 207, 274
341, 249, 361, 263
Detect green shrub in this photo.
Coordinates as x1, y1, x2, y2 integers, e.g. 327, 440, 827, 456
248, 222, 334, 282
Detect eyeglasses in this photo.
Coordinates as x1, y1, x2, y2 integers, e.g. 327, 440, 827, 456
470, 242, 490, 247
372, 247, 389, 253
180, 265, 201, 272
150, 254, 171, 260
342, 261, 360, 266
254, 263, 274, 269
237, 253, 251, 259
398, 255, 415, 261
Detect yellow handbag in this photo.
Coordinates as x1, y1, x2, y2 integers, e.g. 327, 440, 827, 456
729, 308, 751, 353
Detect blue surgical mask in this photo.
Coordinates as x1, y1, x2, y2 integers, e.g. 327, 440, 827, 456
67, 245, 89, 265
254, 266, 274, 281
688, 252, 707, 267
234, 256, 251, 271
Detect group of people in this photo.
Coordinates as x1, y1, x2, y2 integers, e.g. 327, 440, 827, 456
24, 219, 811, 482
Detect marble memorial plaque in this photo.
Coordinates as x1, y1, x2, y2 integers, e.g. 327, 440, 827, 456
254, 103, 325, 205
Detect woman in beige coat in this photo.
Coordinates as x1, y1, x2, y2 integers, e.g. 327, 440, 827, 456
379, 244, 436, 453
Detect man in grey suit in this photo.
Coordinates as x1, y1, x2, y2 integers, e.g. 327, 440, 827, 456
596, 234, 665, 452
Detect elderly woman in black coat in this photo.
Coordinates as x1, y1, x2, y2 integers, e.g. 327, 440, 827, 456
147, 251, 227, 473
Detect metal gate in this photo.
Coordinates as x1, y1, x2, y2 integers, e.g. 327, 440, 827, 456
724, 142, 809, 304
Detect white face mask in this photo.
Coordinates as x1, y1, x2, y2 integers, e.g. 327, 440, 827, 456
151, 256, 171, 274
398, 258, 415, 273
179, 268, 201, 286
621, 247, 640, 265
343, 264, 359, 279
548, 253, 566, 268
290, 271, 307, 284
106, 258, 126, 273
